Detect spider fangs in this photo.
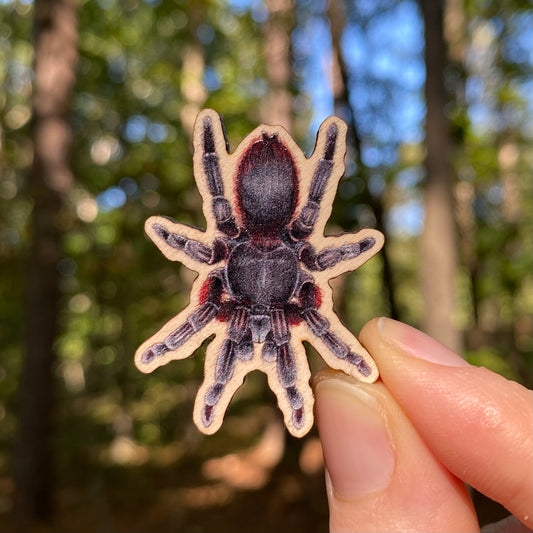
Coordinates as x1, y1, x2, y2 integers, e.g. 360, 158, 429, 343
135, 109, 384, 437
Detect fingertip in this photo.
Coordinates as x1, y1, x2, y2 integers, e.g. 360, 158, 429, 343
359, 316, 380, 344
359, 318, 533, 527
314, 370, 395, 501
314, 369, 477, 532
361, 316, 470, 368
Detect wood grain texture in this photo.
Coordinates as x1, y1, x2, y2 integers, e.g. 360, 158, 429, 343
135, 109, 384, 437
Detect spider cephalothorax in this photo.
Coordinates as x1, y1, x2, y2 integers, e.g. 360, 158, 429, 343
135, 109, 384, 437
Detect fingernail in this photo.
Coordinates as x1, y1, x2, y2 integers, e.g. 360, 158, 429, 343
377, 317, 470, 367
315, 373, 395, 500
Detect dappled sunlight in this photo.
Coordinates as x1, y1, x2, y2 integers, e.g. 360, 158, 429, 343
75, 197, 98, 223
299, 437, 324, 476
177, 482, 234, 509
61, 360, 86, 393
149, 442, 187, 468
202, 415, 285, 490
1, 0, 530, 530
104, 436, 150, 466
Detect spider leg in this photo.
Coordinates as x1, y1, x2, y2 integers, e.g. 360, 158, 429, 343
227, 306, 253, 361
200, 306, 253, 427
271, 308, 306, 429
299, 235, 377, 271
291, 123, 338, 239
150, 220, 228, 264
202, 116, 239, 237
235, 327, 253, 361
299, 282, 372, 378
139, 273, 223, 365
261, 332, 277, 362
201, 338, 237, 427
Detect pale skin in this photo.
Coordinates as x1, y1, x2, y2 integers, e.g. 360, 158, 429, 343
314, 317, 533, 533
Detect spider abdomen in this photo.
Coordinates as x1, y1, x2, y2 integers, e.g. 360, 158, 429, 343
226, 242, 299, 306
236, 133, 298, 237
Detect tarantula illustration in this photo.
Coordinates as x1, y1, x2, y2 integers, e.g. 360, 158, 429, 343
135, 109, 384, 437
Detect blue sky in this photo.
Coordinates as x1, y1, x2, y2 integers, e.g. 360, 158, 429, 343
92, 0, 530, 235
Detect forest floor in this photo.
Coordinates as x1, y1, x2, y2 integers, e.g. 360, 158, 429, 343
0, 439, 330, 533
0, 421, 509, 533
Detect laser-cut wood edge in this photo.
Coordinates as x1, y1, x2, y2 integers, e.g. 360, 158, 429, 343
134, 109, 384, 437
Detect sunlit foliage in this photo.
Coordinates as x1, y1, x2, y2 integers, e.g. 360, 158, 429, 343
0, 0, 531, 529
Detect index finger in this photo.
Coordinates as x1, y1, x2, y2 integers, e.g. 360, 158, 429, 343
360, 318, 533, 528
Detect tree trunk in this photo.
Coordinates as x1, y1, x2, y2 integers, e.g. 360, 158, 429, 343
180, 42, 207, 138
15, 0, 78, 524
419, 0, 461, 353
261, 0, 294, 131
498, 134, 520, 226
327, 0, 400, 320
179, 3, 207, 139
444, 0, 485, 349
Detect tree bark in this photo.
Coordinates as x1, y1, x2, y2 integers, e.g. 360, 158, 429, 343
419, 0, 461, 353
179, 3, 207, 139
328, 0, 400, 320
261, 0, 294, 131
15, 0, 78, 524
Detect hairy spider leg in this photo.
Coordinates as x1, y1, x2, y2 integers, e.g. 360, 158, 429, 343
298, 283, 372, 377
202, 116, 239, 237
140, 271, 224, 365
261, 331, 277, 362
299, 235, 377, 271
291, 123, 338, 240
151, 221, 228, 265
201, 306, 253, 427
270, 308, 306, 429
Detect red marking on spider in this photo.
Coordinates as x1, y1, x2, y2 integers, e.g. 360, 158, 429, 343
199, 278, 214, 305
136, 110, 383, 438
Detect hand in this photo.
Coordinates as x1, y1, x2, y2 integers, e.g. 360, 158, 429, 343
315, 317, 533, 532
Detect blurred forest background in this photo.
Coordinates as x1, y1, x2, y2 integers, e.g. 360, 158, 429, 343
0, 0, 531, 531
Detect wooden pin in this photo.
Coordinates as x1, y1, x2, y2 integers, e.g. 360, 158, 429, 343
135, 109, 384, 437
